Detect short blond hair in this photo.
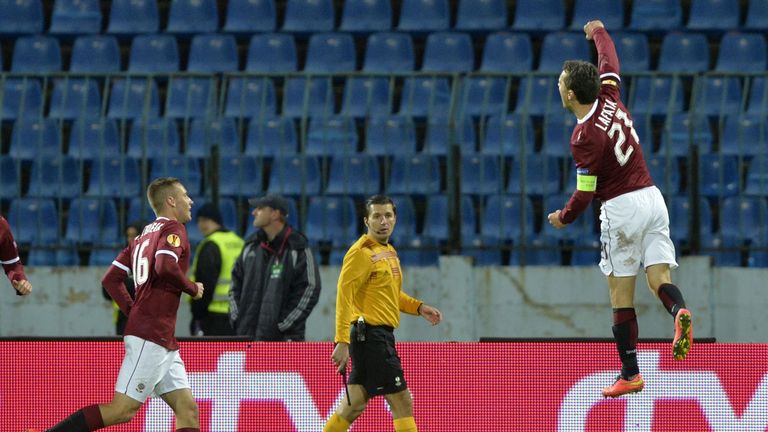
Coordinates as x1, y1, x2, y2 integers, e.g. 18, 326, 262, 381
147, 177, 181, 214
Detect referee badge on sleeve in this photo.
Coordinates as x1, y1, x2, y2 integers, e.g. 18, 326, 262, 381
166, 234, 181, 247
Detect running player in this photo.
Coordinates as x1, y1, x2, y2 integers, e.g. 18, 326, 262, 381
547, 20, 693, 398
0, 215, 32, 296
44, 177, 203, 431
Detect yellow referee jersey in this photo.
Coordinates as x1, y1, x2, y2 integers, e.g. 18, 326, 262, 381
334, 234, 422, 344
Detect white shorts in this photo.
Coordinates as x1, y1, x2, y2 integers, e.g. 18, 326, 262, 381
598, 186, 678, 277
115, 335, 191, 403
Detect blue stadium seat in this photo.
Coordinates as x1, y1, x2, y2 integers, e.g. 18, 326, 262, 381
246, 33, 297, 72
10, 118, 61, 160
510, 234, 562, 266
305, 33, 357, 73
629, 77, 684, 116
646, 154, 681, 195
462, 155, 503, 195
542, 194, 595, 240
397, 0, 449, 31
165, 78, 217, 119
515, 76, 562, 117
218, 155, 263, 197
70, 35, 120, 73
512, 0, 564, 32
48, 78, 102, 120
107, 0, 159, 34
218, 198, 239, 232
570, 0, 623, 30
632, 113, 655, 153
86, 157, 141, 198
341, 77, 392, 117
482, 113, 535, 156
392, 236, 440, 266
127, 118, 180, 158
462, 234, 502, 265
0, 157, 21, 199
541, 111, 576, 157
422, 32, 474, 73
746, 0, 768, 30
326, 155, 381, 195
691, 76, 743, 117
481, 194, 534, 239
30, 248, 80, 266
11, 36, 61, 73
387, 154, 441, 194
745, 156, 768, 195
720, 196, 768, 241
306, 116, 358, 156
166, 0, 218, 33
282, 0, 334, 32
699, 154, 740, 198
149, 156, 202, 196
49, 0, 101, 34
668, 196, 712, 245
687, 0, 739, 32
187, 33, 238, 73
65, 198, 120, 245
108, 78, 160, 120
306, 196, 358, 243
68, 118, 120, 160
340, 0, 391, 32
129, 34, 179, 73
659, 112, 713, 156
389, 195, 417, 237
629, 0, 682, 31
657, 32, 709, 73
224, 0, 276, 33
224, 78, 276, 119
267, 155, 322, 195
7, 198, 58, 245
422, 194, 476, 241
0, 0, 43, 35
507, 154, 562, 196
538, 32, 590, 72
480, 32, 533, 72
719, 114, 767, 157
363, 32, 415, 72
89, 248, 122, 266
186, 118, 241, 158
571, 238, 601, 266
282, 77, 335, 118
455, 0, 507, 31
612, 32, 649, 72
245, 117, 298, 156
747, 77, 768, 115
423, 115, 476, 155
127, 196, 154, 223
27, 156, 83, 199
365, 115, 417, 155
701, 233, 743, 266
399, 77, 451, 117
715, 33, 767, 73
1, 79, 43, 121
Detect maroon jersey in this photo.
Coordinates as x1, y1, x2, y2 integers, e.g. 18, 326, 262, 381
559, 28, 654, 224
0, 216, 26, 286
102, 217, 198, 350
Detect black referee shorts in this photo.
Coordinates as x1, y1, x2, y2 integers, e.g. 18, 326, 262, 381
349, 324, 408, 397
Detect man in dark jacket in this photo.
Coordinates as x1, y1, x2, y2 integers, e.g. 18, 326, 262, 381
230, 195, 321, 341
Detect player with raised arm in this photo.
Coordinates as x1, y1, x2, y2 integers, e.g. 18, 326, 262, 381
0, 215, 32, 296
547, 20, 693, 398
43, 177, 203, 432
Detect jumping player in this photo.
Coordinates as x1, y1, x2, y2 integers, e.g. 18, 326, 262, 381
0, 215, 32, 296
44, 177, 203, 431
547, 20, 693, 398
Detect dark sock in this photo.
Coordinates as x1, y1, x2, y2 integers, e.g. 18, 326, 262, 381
612, 308, 639, 379
47, 405, 103, 432
658, 283, 686, 317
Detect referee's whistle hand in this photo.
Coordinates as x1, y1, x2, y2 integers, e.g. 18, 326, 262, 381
332, 343, 349, 373
420, 304, 443, 325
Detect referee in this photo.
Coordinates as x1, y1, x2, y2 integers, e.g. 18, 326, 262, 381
324, 195, 443, 432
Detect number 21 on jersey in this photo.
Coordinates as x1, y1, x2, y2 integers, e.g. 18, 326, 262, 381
608, 108, 639, 166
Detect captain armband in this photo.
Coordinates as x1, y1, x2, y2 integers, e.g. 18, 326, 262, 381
576, 173, 597, 192
602, 79, 618, 87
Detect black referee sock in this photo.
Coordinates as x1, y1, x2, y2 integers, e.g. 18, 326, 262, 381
658, 283, 686, 317
612, 308, 639, 379
46, 410, 88, 432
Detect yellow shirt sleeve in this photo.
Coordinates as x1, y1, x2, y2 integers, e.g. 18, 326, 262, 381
399, 291, 422, 315
334, 247, 370, 344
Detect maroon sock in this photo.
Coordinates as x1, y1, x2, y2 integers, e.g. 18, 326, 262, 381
612, 308, 639, 379
658, 283, 686, 317
82, 405, 104, 430
176, 429, 200, 432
